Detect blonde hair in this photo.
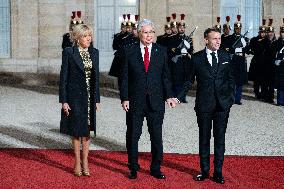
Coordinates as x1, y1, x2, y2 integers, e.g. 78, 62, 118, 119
70, 24, 93, 44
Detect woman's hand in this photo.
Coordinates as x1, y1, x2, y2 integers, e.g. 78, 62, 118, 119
62, 103, 71, 116
121, 101, 129, 112
96, 103, 100, 111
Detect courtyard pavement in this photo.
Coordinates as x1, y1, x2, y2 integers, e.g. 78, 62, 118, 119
0, 85, 283, 156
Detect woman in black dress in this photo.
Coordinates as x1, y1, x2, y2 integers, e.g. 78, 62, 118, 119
59, 24, 100, 176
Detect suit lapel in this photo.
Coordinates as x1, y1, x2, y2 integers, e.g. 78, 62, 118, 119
217, 50, 223, 64
217, 50, 226, 74
148, 43, 158, 72
202, 49, 213, 76
72, 46, 85, 72
135, 44, 145, 72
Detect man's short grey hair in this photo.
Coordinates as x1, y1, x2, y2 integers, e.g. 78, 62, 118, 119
137, 19, 155, 32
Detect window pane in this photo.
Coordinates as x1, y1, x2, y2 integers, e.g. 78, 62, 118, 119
244, 0, 261, 38
96, 0, 137, 53
0, 0, 10, 58
220, 0, 262, 38
98, 7, 115, 30
98, 0, 114, 6
118, 0, 137, 6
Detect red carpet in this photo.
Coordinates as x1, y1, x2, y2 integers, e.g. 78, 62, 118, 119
0, 149, 283, 189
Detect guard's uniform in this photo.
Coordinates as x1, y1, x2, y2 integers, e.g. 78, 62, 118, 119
226, 15, 250, 105
167, 14, 194, 103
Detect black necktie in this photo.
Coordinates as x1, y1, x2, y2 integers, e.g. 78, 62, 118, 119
211, 52, 218, 73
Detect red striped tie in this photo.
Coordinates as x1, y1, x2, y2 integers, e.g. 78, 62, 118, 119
144, 46, 150, 72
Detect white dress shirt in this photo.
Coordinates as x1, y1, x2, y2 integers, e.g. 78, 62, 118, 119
140, 42, 152, 61
206, 47, 218, 66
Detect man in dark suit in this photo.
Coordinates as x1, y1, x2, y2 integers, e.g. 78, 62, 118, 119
176, 28, 235, 184
120, 19, 176, 180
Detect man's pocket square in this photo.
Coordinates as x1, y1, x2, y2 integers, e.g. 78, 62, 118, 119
222, 62, 229, 64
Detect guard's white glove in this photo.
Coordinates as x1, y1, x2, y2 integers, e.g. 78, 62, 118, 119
183, 40, 191, 49
241, 37, 247, 47
181, 48, 188, 54
274, 60, 281, 66
235, 48, 243, 53
279, 46, 284, 54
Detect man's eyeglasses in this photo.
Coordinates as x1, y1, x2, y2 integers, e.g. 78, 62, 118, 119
141, 30, 155, 35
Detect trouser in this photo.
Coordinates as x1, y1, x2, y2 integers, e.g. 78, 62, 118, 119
253, 81, 262, 98
235, 85, 243, 103
262, 84, 274, 101
277, 90, 284, 105
126, 96, 164, 172
196, 101, 230, 176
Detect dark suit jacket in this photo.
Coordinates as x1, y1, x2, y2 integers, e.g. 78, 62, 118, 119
59, 46, 100, 136
178, 49, 235, 112
120, 43, 173, 112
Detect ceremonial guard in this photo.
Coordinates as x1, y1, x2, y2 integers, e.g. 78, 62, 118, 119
156, 16, 172, 48
109, 14, 127, 77
132, 15, 139, 38
248, 19, 267, 99
62, 11, 84, 49
220, 16, 231, 52
109, 14, 139, 78
227, 15, 250, 105
273, 18, 284, 106
121, 14, 139, 48
262, 19, 276, 103
170, 13, 178, 35
112, 14, 127, 52
168, 14, 194, 103
214, 17, 222, 33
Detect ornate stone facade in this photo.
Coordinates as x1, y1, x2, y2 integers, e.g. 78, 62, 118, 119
0, 0, 283, 73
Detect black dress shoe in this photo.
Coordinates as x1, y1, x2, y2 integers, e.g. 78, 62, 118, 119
127, 163, 140, 171
194, 173, 209, 181
212, 175, 225, 184
150, 171, 166, 179
255, 94, 261, 99
128, 170, 137, 179
234, 101, 242, 105
265, 99, 274, 103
